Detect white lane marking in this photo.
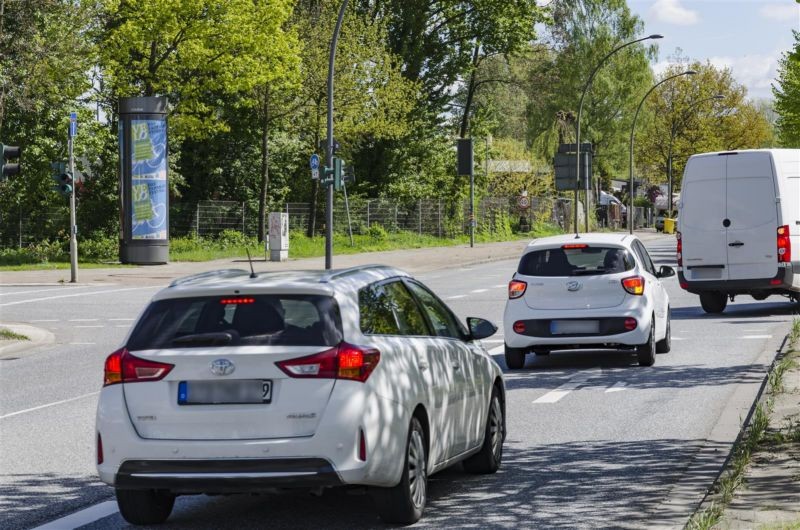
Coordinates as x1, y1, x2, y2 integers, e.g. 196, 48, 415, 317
115, 325, 130, 328
0, 287, 157, 307
533, 370, 600, 404
481, 339, 504, 344
69, 319, 99, 322
31, 500, 119, 530
605, 382, 628, 393
29, 319, 59, 322
75, 325, 104, 328
108, 318, 135, 321
69, 342, 96, 345
493, 284, 506, 288
488, 345, 504, 355
672, 337, 686, 341
446, 295, 467, 300
471, 289, 488, 294
0, 391, 99, 420
0, 286, 91, 297
741, 335, 773, 339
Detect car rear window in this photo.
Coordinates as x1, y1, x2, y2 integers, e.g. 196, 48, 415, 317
518, 246, 635, 277
127, 294, 342, 350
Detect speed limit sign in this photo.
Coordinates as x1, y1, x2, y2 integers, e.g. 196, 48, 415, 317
517, 196, 531, 209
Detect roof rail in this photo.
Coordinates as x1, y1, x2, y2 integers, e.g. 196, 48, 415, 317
319, 264, 401, 283
169, 269, 251, 287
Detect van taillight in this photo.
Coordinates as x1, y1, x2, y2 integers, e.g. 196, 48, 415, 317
676, 231, 682, 267
103, 348, 174, 387
777, 225, 791, 263
276, 343, 380, 383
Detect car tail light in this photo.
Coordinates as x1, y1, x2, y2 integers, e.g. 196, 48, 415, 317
562, 243, 588, 249
358, 429, 367, 461
219, 297, 255, 305
103, 348, 174, 387
777, 225, 791, 263
276, 343, 380, 383
97, 433, 104, 465
508, 280, 527, 299
624, 318, 637, 331
621, 276, 645, 296
513, 321, 526, 333
770, 278, 782, 286
680, 282, 688, 290
676, 231, 682, 267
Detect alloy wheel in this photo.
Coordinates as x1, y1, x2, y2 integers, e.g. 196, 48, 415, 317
408, 429, 427, 509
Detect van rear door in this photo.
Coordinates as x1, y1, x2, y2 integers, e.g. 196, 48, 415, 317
680, 155, 729, 282
724, 152, 779, 280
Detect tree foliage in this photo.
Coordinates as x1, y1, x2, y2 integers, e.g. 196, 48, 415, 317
774, 31, 800, 147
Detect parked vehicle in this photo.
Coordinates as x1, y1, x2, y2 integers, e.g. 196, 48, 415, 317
503, 233, 673, 369
677, 149, 800, 313
96, 265, 505, 525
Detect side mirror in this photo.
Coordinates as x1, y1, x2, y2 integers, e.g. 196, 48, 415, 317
658, 265, 675, 278
467, 317, 497, 341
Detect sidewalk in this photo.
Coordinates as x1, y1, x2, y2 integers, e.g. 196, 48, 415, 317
0, 230, 670, 287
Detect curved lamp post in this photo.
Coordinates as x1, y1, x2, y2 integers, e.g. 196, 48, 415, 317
667, 93, 724, 214
575, 33, 663, 236
628, 70, 696, 234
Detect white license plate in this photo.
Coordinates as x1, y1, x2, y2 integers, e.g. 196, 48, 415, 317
178, 380, 272, 405
550, 320, 599, 335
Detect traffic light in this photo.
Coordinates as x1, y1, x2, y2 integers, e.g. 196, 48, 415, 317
1, 143, 21, 181
50, 162, 72, 197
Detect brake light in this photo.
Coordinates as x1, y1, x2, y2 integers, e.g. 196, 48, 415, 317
97, 433, 104, 465
276, 343, 380, 383
562, 244, 588, 249
220, 297, 255, 304
624, 318, 637, 331
103, 348, 174, 386
621, 276, 645, 295
676, 231, 682, 267
508, 280, 527, 299
777, 225, 791, 263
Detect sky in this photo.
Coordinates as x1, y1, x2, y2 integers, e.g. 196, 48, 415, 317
627, 0, 800, 100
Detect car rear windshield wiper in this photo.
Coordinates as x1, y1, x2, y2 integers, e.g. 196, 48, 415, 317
171, 332, 234, 346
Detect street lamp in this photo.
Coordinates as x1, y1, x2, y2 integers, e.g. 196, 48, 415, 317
575, 33, 663, 236
628, 70, 697, 234
667, 93, 724, 214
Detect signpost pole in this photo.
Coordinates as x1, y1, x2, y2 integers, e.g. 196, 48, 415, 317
68, 112, 78, 283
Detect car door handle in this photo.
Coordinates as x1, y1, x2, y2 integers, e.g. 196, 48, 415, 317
728, 241, 744, 247
452, 363, 461, 370
418, 360, 428, 371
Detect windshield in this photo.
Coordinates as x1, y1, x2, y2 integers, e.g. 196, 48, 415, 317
518, 246, 635, 277
127, 294, 342, 350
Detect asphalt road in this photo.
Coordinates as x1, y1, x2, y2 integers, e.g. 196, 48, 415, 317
1, 236, 798, 529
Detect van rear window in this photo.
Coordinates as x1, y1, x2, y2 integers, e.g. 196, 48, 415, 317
518, 247, 635, 277
127, 295, 342, 350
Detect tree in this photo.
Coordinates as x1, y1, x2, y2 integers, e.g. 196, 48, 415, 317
774, 30, 800, 147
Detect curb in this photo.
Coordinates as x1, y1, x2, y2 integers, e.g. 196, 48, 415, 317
0, 322, 55, 358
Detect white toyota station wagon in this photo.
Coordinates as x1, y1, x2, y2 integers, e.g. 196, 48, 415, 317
96, 265, 505, 525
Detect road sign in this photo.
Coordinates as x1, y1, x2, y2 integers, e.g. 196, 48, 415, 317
69, 112, 77, 138
310, 154, 320, 180
518, 196, 531, 209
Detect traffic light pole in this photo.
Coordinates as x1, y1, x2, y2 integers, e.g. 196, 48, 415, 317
68, 135, 78, 282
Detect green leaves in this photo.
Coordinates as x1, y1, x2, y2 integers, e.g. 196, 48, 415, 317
774, 31, 800, 146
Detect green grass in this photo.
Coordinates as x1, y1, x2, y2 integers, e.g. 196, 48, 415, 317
0, 328, 29, 341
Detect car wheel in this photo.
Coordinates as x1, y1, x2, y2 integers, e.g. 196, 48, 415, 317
656, 309, 671, 354
374, 416, 427, 524
504, 344, 526, 370
115, 488, 175, 525
637, 317, 656, 367
463, 386, 504, 474
700, 292, 727, 314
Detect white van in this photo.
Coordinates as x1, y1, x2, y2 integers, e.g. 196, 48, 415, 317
677, 149, 800, 313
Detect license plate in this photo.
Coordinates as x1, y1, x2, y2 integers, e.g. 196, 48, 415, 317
550, 320, 599, 335
178, 380, 272, 405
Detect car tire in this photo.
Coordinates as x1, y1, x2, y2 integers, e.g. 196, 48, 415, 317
504, 344, 526, 370
115, 488, 175, 525
463, 386, 504, 474
656, 309, 671, 354
637, 317, 656, 367
700, 292, 727, 314
374, 416, 427, 524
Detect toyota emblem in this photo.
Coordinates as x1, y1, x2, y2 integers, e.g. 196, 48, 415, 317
210, 358, 235, 376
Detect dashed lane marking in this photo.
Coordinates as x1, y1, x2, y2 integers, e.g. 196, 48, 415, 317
69, 342, 96, 345
446, 295, 467, 300
471, 289, 488, 294
605, 382, 627, 393
741, 335, 773, 339
533, 370, 601, 404
0, 391, 99, 420
68, 319, 99, 322
0, 286, 156, 307
31, 501, 118, 530
0, 286, 91, 297
74, 325, 104, 329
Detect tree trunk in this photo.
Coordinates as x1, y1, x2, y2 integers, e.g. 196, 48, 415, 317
257, 86, 270, 243
459, 43, 482, 138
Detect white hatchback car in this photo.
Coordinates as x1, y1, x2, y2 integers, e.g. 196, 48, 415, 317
503, 233, 673, 369
96, 265, 505, 525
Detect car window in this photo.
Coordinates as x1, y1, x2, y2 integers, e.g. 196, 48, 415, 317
127, 295, 342, 349
518, 246, 636, 277
405, 280, 466, 340
633, 241, 657, 275
359, 280, 429, 336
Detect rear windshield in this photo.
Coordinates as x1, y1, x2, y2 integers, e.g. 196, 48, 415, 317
518, 246, 635, 277
127, 294, 342, 350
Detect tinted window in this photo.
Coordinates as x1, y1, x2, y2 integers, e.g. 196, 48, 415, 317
633, 241, 656, 275
359, 281, 429, 336
518, 246, 636, 277
127, 295, 341, 350
405, 281, 466, 340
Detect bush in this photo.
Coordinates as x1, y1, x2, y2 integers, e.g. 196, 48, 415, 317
367, 223, 388, 241
80, 236, 118, 262
27, 240, 66, 263
215, 229, 254, 249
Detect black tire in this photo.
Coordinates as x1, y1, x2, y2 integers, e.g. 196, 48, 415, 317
374, 416, 427, 524
504, 344, 526, 370
637, 317, 656, 367
533, 349, 550, 356
656, 309, 671, 354
463, 386, 504, 474
115, 488, 175, 525
700, 292, 727, 314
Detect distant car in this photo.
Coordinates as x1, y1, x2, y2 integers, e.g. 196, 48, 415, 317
503, 233, 674, 369
96, 265, 505, 526
655, 214, 666, 232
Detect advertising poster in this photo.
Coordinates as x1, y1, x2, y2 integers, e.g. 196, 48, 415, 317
131, 119, 167, 240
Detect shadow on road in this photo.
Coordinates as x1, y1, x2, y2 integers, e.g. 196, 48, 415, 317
672, 301, 800, 321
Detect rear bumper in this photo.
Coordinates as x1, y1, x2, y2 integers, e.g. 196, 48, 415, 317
115, 458, 342, 493
678, 264, 797, 294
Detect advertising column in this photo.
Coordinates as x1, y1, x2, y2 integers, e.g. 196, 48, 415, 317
119, 97, 169, 264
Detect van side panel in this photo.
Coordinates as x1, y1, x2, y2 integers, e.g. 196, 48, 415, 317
774, 150, 800, 289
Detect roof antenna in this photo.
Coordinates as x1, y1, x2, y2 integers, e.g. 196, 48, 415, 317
245, 248, 257, 278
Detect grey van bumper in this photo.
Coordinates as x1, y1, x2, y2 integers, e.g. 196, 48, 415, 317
678, 265, 794, 295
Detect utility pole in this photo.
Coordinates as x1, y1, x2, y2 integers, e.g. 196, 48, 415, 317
68, 112, 78, 283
